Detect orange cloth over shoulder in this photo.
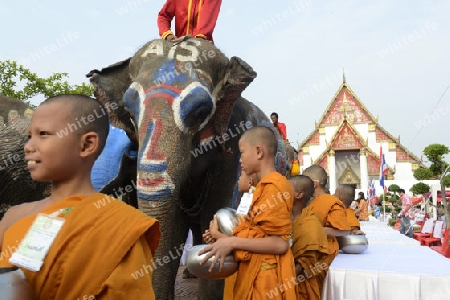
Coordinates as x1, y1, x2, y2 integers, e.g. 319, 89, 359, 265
309, 194, 350, 260
346, 208, 361, 229
291, 206, 329, 300
232, 172, 297, 300
358, 199, 369, 221
1, 193, 160, 300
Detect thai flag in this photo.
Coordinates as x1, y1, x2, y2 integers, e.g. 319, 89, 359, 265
379, 146, 388, 188
369, 181, 376, 198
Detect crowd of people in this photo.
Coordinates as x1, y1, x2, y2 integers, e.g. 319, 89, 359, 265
0, 92, 362, 299
0, 2, 393, 299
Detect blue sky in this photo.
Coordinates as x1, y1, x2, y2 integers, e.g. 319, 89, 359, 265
1, 0, 449, 161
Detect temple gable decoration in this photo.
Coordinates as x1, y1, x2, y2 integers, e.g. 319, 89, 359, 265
318, 84, 375, 126
330, 120, 365, 149
339, 165, 360, 185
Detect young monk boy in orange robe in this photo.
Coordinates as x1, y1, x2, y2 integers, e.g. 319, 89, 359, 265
289, 175, 330, 300
203, 169, 259, 299
334, 184, 365, 235
302, 165, 350, 276
0, 95, 160, 299
199, 126, 297, 300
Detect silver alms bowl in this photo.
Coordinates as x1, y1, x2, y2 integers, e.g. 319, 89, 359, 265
336, 235, 369, 254
215, 208, 240, 236
187, 244, 238, 279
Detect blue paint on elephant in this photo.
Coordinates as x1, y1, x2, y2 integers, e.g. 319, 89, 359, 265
139, 161, 168, 173
138, 188, 173, 201
153, 60, 189, 85
179, 85, 213, 127
91, 125, 134, 191
123, 87, 141, 124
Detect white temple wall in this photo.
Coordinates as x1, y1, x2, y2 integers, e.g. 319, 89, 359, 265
394, 162, 416, 180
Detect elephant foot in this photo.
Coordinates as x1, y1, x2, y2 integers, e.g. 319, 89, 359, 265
182, 267, 198, 279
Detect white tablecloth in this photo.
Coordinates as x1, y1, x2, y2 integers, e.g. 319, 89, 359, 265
361, 221, 420, 246
322, 221, 450, 300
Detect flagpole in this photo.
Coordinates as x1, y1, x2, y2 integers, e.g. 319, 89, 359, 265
380, 145, 387, 223
382, 183, 386, 222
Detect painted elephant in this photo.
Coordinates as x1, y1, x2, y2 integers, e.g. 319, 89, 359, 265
87, 37, 289, 299
0, 96, 50, 220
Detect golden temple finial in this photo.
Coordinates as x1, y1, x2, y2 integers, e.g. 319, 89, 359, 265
343, 68, 346, 84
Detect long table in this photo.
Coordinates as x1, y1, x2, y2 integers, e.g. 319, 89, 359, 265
322, 221, 450, 300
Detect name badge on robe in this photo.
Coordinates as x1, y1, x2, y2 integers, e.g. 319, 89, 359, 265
10, 214, 65, 272
236, 192, 253, 215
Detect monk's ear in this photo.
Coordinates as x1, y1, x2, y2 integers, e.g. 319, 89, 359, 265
295, 191, 303, 199
80, 132, 99, 158
255, 145, 264, 159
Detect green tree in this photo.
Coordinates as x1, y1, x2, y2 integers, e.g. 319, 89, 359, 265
0, 60, 93, 105
410, 182, 430, 195
423, 144, 450, 176
413, 167, 434, 180
388, 184, 400, 193
444, 174, 450, 188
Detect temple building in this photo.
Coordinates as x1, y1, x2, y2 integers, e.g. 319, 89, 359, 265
297, 78, 426, 194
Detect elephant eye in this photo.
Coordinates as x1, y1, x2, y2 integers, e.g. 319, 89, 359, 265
194, 107, 210, 123
176, 84, 214, 131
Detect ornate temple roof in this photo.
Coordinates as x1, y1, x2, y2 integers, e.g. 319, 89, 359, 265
298, 80, 426, 172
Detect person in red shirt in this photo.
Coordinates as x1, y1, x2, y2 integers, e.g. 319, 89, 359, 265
270, 112, 287, 140
157, 0, 222, 42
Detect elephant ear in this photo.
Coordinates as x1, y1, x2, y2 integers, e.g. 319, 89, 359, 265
213, 57, 257, 146
86, 58, 137, 144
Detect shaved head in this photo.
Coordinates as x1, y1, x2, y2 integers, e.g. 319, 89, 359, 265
302, 165, 328, 188
241, 126, 277, 156
336, 184, 355, 207
42, 94, 110, 156
289, 175, 314, 201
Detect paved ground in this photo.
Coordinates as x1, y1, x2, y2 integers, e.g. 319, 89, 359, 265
175, 266, 200, 300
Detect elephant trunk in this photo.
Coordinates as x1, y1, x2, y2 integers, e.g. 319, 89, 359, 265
136, 115, 192, 299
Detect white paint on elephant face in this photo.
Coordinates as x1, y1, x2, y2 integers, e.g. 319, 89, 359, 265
172, 82, 216, 133
167, 40, 201, 62
140, 40, 164, 58
125, 81, 146, 128
140, 39, 202, 63
137, 171, 175, 198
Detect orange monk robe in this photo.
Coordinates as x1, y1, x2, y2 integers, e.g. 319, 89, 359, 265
291, 206, 329, 300
308, 194, 350, 269
358, 199, 369, 221
223, 272, 237, 300
232, 172, 297, 300
346, 208, 361, 229
1, 193, 160, 300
